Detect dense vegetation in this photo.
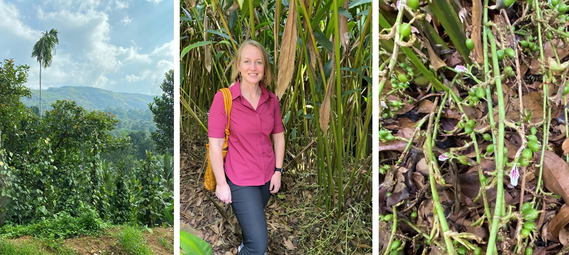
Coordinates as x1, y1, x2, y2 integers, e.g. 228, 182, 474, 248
21, 86, 157, 111
0, 59, 174, 252
181, 0, 372, 253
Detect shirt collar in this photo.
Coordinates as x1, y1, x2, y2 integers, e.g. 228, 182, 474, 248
228, 80, 271, 103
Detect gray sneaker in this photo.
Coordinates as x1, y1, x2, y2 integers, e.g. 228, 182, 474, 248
237, 242, 268, 255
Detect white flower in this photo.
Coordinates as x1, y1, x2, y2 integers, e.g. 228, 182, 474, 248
455, 65, 468, 73
510, 165, 520, 187
438, 153, 450, 161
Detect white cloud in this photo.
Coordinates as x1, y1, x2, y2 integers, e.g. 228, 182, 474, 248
1, 0, 173, 95
120, 16, 131, 24
126, 70, 151, 83
115, 0, 128, 9
0, 0, 38, 41
151, 40, 173, 57
118, 45, 152, 64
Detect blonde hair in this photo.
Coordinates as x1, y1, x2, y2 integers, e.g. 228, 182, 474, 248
231, 40, 272, 86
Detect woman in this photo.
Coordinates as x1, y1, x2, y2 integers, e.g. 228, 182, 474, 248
208, 40, 285, 255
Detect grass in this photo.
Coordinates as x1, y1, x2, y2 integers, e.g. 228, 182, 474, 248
0, 214, 170, 254
159, 236, 173, 252
295, 199, 372, 254
0, 237, 47, 255
116, 226, 152, 255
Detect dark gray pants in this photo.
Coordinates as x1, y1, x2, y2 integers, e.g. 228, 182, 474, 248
228, 178, 271, 255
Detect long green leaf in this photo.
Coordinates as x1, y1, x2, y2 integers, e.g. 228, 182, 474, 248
181, 41, 213, 59
428, 0, 470, 62
348, 0, 372, 10
180, 230, 212, 255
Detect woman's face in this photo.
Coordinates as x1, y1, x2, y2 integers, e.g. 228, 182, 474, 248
237, 45, 264, 86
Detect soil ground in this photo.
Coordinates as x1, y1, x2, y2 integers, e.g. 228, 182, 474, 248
4, 226, 173, 255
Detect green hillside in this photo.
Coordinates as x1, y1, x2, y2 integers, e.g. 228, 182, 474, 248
21, 86, 156, 111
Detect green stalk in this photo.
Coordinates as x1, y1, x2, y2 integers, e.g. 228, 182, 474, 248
332, 0, 345, 215
534, 0, 549, 197
382, 206, 399, 255
485, 31, 506, 255
424, 103, 456, 255
211, 0, 237, 51
248, 0, 255, 40
536, 90, 550, 195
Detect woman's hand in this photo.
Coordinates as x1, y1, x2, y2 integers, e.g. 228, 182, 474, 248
270, 171, 281, 194
216, 183, 232, 204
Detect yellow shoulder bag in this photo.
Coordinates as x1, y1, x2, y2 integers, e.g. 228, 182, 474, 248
204, 88, 232, 192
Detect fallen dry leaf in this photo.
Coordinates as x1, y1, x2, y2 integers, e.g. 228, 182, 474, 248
562, 138, 569, 156
283, 237, 296, 250
542, 150, 569, 204
548, 204, 569, 242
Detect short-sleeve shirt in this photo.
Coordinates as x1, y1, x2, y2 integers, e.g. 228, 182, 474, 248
208, 81, 284, 186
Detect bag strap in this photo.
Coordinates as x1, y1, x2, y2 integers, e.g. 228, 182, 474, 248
220, 88, 232, 142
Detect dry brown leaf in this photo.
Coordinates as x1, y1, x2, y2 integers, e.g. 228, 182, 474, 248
203, 16, 211, 73
548, 204, 569, 242
560, 227, 569, 246
562, 138, 569, 155
528, 39, 569, 75
397, 127, 414, 140
283, 237, 296, 250
378, 140, 407, 152
339, 0, 350, 52
416, 157, 429, 176
425, 39, 446, 71
307, 37, 317, 70
508, 92, 560, 124
318, 57, 335, 134
471, 0, 483, 63
275, 0, 298, 98
417, 99, 435, 114
542, 150, 569, 204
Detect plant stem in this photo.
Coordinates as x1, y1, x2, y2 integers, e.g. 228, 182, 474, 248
424, 98, 456, 255
485, 31, 507, 255
382, 206, 398, 255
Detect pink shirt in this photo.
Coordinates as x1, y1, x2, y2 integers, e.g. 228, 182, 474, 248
208, 81, 284, 186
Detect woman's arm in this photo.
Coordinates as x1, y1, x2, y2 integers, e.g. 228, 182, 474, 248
270, 132, 285, 193
272, 132, 285, 168
209, 137, 232, 203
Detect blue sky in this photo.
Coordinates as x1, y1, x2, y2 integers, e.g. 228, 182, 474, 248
0, 0, 174, 95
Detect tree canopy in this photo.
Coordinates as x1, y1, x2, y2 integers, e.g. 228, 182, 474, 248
149, 69, 174, 155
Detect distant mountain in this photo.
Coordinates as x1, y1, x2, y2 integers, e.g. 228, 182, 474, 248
21, 86, 157, 111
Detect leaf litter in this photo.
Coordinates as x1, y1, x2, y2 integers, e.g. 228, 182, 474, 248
380, 0, 569, 254
181, 136, 372, 254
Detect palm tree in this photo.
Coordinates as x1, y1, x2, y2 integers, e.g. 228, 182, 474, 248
31, 29, 59, 118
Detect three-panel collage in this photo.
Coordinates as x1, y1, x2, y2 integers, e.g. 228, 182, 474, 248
1, 0, 569, 254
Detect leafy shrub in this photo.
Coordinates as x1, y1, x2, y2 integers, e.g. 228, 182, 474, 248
0, 205, 106, 239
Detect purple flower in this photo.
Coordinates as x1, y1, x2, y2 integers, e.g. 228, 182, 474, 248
438, 153, 450, 161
